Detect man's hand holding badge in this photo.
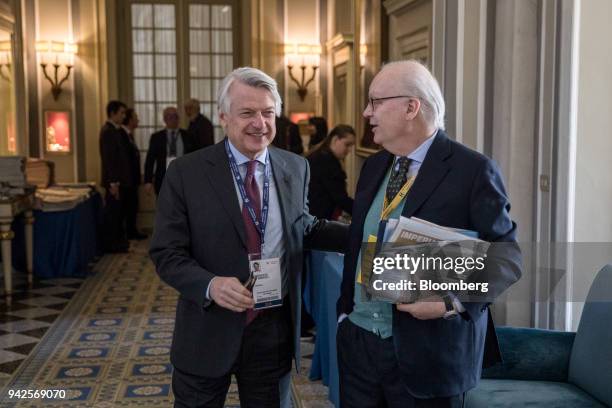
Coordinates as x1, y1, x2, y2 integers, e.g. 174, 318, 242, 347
209, 277, 254, 312
209, 256, 282, 313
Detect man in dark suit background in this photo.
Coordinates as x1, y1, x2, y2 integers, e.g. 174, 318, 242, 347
307, 124, 356, 220
120, 108, 146, 240
144, 106, 195, 196
99, 100, 131, 253
336, 60, 522, 407
149, 67, 347, 407
184, 98, 215, 150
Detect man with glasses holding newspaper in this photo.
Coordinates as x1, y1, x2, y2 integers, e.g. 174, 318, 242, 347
336, 60, 522, 407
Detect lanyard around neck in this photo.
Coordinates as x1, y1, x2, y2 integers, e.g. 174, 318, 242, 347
225, 139, 271, 248
380, 175, 415, 220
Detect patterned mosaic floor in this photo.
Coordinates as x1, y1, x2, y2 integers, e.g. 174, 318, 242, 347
0, 276, 84, 387
0, 241, 332, 407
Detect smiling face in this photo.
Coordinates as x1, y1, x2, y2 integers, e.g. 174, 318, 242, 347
219, 81, 276, 159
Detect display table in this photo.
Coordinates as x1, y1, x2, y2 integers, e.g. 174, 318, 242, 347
0, 191, 35, 295
304, 250, 344, 408
12, 193, 102, 279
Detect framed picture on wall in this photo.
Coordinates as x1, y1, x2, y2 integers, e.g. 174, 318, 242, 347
44, 111, 71, 153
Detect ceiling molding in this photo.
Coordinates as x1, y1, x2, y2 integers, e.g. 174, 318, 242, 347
326, 33, 354, 52
383, 0, 427, 16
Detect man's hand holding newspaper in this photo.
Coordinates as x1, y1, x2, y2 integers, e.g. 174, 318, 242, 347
361, 217, 490, 306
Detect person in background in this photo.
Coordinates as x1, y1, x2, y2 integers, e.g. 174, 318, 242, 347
120, 108, 147, 240
184, 98, 215, 150
99, 100, 131, 253
302, 124, 356, 339
307, 116, 328, 149
307, 124, 356, 220
144, 107, 195, 196
273, 105, 304, 155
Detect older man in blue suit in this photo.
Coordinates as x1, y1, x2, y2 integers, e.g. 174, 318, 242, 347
336, 60, 522, 407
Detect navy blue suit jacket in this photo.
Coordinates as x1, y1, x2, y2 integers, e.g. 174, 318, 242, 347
337, 130, 522, 398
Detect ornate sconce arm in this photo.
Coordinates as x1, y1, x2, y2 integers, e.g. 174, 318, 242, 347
36, 41, 77, 100
287, 64, 319, 102
40, 63, 73, 100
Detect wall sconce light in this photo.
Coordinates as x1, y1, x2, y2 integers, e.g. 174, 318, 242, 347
284, 44, 322, 101
35, 41, 78, 100
0, 41, 11, 83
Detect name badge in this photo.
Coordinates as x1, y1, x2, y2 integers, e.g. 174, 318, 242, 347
250, 257, 282, 310
166, 156, 176, 169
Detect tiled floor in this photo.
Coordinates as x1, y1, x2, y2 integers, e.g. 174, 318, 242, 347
0, 273, 83, 387
0, 242, 332, 406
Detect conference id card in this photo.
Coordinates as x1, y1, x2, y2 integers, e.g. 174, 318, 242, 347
166, 156, 176, 169
250, 257, 282, 310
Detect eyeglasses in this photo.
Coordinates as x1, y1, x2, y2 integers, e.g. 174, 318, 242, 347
366, 95, 418, 111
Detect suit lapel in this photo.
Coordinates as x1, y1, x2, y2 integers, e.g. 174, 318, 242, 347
203, 142, 248, 248
401, 131, 452, 218
357, 151, 394, 222
268, 148, 301, 227
158, 131, 167, 160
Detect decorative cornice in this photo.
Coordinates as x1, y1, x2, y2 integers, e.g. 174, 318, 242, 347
0, 1, 14, 25
383, 0, 426, 16
326, 33, 354, 52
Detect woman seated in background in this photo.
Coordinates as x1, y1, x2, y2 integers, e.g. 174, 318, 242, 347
307, 124, 356, 220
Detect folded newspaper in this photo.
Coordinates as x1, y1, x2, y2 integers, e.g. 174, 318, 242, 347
361, 217, 490, 303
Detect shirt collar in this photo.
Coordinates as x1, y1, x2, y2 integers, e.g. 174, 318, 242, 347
396, 129, 438, 164
107, 120, 120, 129
227, 138, 268, 167
121, 125, 131, 134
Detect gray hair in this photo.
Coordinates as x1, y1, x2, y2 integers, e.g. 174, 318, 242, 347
382, 60, 446, 130
184, 98, 201, 111
216, 67, 282, 115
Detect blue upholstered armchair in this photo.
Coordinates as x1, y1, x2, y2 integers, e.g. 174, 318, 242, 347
466, 264, 612, 407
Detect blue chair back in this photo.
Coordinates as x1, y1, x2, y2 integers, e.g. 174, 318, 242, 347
568, 264, 612, 406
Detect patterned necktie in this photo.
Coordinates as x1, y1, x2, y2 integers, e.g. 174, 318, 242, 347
242, 160, 262, 325
169, 130, 177, 156
386, 157, 411, 202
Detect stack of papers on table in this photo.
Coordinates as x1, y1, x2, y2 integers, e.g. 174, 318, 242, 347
35, 185, 93, 212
